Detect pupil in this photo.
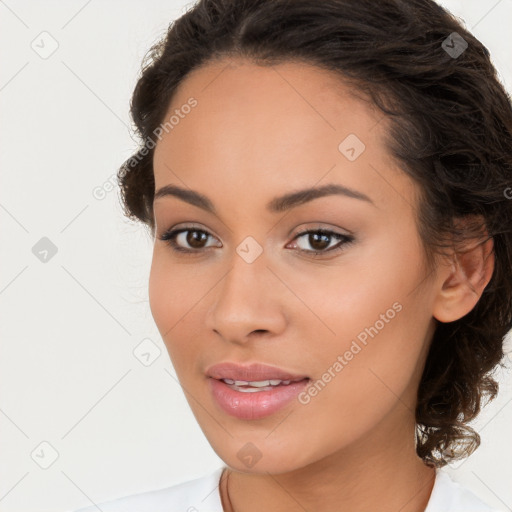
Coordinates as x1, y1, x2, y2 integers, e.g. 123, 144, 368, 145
187, 230, 207, 248
310, 232, 330, 251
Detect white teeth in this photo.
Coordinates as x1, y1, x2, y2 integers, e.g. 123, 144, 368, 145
236, 386, 269, 393
221, 377, 306, 390
229, 379, 283, 387
249, 380, 272, 387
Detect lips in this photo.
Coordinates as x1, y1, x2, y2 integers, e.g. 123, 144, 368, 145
206, 362, 310, 420
206, 362, 309, 382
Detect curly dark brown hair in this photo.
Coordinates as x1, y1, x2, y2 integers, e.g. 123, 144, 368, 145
117, 0, 512, 467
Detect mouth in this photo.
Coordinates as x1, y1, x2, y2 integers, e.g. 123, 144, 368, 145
206, 362, 310, 420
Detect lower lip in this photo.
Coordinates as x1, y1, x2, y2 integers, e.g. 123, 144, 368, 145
209, 378, 309, 420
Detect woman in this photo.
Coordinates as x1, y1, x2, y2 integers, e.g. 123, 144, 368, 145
75, 0, 512, 510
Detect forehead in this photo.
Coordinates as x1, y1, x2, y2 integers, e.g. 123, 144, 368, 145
155, 57, 383, 155
152, 57, 412, 213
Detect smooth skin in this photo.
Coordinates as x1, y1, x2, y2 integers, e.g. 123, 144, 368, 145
149, 57, 494, 512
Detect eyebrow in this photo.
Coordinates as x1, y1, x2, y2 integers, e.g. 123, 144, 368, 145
153, 183, 375, 214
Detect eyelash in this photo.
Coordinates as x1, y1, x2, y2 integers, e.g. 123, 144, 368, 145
157, 225, 355, 257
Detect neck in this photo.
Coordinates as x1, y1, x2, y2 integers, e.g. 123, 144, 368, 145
221, 407, 436, 512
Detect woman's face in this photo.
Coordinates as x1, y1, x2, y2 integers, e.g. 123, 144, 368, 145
149, 58, 444, 473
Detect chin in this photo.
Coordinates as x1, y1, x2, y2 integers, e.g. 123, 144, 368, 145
204, 430, 322, 475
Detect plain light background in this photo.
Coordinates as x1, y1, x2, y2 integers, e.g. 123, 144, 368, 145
1, 1, 511, 511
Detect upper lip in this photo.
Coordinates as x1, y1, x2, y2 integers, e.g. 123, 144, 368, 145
206, 362, 309, 382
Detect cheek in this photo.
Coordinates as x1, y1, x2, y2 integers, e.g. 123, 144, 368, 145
148, 248, 203, 333
287, 233, 425, 353
148, 253, 189, 363
148, 251, 209, 375
148, 253, 175, 332
294, 236, 431, 417
290, 299, 429, 462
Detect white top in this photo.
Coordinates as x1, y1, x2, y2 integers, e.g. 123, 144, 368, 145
72, 466, 501, 512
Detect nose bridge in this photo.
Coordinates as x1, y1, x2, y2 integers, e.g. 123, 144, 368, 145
205, 238, 286, 340
219, 240, 272, 315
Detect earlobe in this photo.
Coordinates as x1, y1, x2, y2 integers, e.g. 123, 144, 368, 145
432, 234, 495, 324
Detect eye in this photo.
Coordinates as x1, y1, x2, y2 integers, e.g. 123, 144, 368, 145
157, 225, 354, 257
158, 225, 221, 253
290, 228, 354, 256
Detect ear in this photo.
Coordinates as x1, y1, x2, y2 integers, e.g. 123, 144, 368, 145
432, 218, 495, 323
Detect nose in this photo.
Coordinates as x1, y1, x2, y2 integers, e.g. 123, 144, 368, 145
204, 248, 287, 345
